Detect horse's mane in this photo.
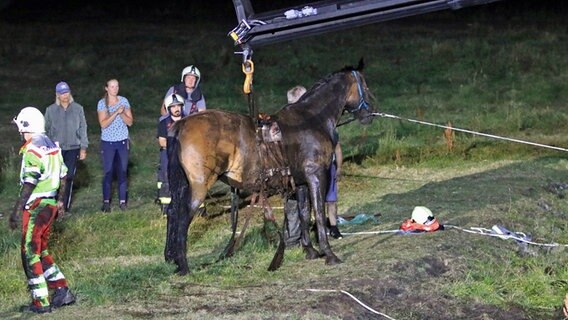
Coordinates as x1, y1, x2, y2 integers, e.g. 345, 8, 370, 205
275, 58, 366, 117
298, 59, 364, 103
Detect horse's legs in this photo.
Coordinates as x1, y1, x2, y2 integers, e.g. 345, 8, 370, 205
307, 177, 342, 265
174, 184, 208, 275
296, 185, 320, 259
173, 207, 194, 275
164, 206, 177, 263
219, 187, 239, 259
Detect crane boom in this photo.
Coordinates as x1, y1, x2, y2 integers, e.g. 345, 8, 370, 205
230, 0, 506, 48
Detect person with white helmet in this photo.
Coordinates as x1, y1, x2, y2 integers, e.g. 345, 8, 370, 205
44, 81, 89, 213
156, 94, 184, 213
156, 93, 207, 216
10, 106, 76, 313
160, 65, 206, 118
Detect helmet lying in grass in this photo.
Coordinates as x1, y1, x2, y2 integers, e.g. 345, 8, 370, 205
400, 206, 442, 232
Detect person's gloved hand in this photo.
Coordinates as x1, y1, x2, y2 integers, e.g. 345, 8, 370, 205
10, 183, 34, 230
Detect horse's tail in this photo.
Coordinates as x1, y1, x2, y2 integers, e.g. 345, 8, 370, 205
168, 126, 191, 220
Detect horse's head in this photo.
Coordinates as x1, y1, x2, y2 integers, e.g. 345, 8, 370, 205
342, 59, 375, 125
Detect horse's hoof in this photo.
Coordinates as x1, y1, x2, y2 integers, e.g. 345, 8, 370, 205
175, 267, 190, 276
325, 255, 343, 265
304, 247, 320, 260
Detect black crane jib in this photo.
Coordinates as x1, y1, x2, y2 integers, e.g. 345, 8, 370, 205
229, 0, 507, 49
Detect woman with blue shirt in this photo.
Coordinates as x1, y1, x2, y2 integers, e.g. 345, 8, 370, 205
97, 79, 134, 212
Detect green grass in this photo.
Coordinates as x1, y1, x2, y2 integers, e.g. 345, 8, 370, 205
0, 5, 567, 319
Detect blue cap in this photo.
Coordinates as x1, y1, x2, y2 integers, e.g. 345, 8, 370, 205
56, 81, 70, 94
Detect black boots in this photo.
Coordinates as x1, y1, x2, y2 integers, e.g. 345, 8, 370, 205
21, 304, 51, 314
21, 287, 75, 314
101, 202, 111, 213
52, 287, 76, 308
329, 225, 343, 239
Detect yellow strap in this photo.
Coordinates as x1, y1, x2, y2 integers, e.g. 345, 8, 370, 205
242, 60, 254, 94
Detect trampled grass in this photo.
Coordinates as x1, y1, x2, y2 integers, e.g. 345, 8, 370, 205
0, 3, 567, 319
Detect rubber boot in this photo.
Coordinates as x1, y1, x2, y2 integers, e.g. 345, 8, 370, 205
284, 198, 301, 248
51, 287, 76, 308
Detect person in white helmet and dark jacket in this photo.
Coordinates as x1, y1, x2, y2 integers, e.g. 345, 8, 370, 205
10, 106, 76, 314
160, 65, 206, 118
156, 94, 184, 212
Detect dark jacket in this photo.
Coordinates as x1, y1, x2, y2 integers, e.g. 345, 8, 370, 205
45, 102, 89, 150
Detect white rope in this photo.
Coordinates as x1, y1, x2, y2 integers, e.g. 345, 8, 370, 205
372, 112, 568, 152
304, 289, 397, 320
341, 230, 401, 235
445, 225, 568, 247
340, 225, 568, 247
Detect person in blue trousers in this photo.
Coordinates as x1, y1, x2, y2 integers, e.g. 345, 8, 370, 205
97, 79, 133, 212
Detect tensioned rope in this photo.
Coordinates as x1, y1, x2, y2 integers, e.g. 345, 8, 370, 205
331, 111, 566, 318
370, 112, 568, 152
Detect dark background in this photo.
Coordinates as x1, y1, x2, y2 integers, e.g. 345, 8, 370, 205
1, 0, 567, 22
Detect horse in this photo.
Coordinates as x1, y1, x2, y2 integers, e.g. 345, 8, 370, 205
165, 59, 375, 275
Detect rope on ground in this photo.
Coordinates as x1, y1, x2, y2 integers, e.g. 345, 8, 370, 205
304, 288, 397, 320
445, 224, 568, 247
339, 225, 568, 247
341, 229, 401, 235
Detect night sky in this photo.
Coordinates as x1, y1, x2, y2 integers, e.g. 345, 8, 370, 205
1, 0, 566, 22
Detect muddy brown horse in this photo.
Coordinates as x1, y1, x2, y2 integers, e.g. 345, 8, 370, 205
165, 60, 375, 275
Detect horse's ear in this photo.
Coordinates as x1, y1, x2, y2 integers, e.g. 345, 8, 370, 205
357, 58, 365, 71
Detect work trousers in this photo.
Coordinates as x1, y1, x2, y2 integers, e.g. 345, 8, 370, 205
21, 198, 68, 307
158, 149, 171, 204
284, 161, 338, 246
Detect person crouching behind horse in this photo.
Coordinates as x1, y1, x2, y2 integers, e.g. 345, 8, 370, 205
283, 86, 344, 247
326, 134, 344, 239
156, 94, 206, 216
10, 107, 76, 313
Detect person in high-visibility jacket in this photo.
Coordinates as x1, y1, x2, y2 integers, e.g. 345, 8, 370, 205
10, 106, 76, 313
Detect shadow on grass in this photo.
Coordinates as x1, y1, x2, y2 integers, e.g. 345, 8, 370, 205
347, 156, 568, 224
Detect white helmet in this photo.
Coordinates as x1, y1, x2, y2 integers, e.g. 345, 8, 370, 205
181, 65, 201, 86
13, 106, 45, 134
411, 206, 434, 225
164, 94, 184, 110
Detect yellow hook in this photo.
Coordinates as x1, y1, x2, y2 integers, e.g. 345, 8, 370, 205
242, 59, 254, 94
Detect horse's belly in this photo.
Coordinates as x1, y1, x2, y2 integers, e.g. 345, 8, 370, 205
223, 147, 261, 191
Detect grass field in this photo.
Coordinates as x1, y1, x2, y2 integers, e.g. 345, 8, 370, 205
0, 2, 567, 319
